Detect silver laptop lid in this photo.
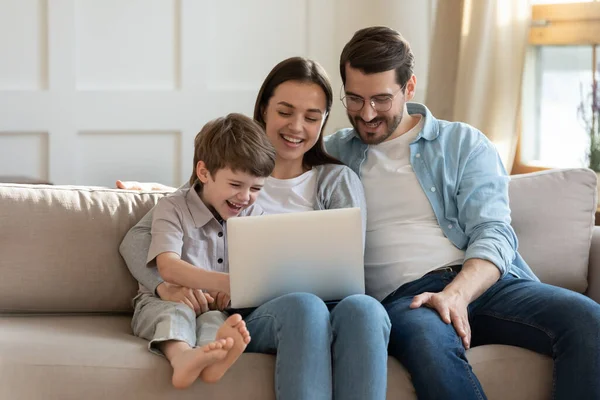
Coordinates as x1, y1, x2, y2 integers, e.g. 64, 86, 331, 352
227, 208, 365, 308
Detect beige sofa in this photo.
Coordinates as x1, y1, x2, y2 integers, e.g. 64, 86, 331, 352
1, 168, 598, 400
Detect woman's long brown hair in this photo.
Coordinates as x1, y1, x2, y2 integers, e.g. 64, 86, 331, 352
253, 57, 343, 169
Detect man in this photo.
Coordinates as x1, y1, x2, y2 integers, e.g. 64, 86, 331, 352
325, 26, 600, 400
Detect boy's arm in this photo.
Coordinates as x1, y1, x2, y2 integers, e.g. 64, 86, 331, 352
119, 207, 209, 310
157, 252, 230, 294
150, 196, 230, 293
119, 208, 165, 295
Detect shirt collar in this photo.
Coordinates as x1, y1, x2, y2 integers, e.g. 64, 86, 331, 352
407, 103, 439, 142
185, 183, 218, 228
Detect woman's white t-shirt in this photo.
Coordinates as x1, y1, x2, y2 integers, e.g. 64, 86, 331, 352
256, 169, 318, 214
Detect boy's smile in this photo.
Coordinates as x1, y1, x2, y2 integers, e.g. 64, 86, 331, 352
196, 164, 265, 221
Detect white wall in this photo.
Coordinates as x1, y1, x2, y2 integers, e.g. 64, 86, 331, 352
0, 0, 436, 187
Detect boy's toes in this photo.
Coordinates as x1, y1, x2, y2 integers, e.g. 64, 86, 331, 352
223, 337, 234, 350
225, 314, 242, 326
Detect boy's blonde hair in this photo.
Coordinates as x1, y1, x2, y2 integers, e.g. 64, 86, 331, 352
189, 113, 276, 186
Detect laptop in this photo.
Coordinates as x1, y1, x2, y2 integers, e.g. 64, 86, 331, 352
227, 207, 365, 309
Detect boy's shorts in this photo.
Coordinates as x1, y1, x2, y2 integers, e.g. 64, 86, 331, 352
132, 293, 228, 356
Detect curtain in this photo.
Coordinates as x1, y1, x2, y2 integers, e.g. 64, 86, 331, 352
425, 0, 531, 170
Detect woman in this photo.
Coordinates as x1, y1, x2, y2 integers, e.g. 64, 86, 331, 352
119, 57, 390, 400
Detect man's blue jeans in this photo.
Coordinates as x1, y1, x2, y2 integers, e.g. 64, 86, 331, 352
383, 270, 600, 400
243, 292, 391, 400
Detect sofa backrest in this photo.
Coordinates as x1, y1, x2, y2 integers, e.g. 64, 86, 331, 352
509, 168, 596, 293
0, 168, 596, 313
0, 185, 164, 313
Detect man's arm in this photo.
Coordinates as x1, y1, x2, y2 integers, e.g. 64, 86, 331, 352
458, 140, 517, 277
444, 259, 500, 305
412, 137, 516, 348
447, 137, 517, 297
323, 130, 348, 161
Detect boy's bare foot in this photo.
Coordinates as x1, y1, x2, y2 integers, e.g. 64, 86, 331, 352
200, 314, 251, 383
170, 339, 232, 389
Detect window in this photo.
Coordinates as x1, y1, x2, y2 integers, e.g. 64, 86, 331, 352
515, 1, 600, 173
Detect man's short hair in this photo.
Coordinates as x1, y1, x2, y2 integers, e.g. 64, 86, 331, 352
189, 113, 276, 185
340, 26, 415, 89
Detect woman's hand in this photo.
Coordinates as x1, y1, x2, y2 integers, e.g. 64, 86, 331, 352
116, 180, 175, 192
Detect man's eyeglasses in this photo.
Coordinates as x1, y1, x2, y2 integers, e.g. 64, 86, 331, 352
340, 87, 404, 112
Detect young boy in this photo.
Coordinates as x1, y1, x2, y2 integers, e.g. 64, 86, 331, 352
131, 113, 276, 389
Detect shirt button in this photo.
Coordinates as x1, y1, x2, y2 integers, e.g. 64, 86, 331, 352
416, 153, 421, 158
430, 187, 436, 192
448, 224, 453, 229
218, 232, 223, 237
217, 258, 223, 264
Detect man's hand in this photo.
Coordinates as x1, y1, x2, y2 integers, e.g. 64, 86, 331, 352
207, 291, 231, 311
410, 290, 471, 349
409, 259, 501, 350
156, 282, 214, 315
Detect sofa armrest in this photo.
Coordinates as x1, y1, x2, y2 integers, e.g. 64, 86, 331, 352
586, 227, 600, 303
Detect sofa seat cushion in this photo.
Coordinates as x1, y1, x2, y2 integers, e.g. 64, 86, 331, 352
386, 345, 552, 400
0, 315, 275, 400
1, 315, 553, 400
467, 345, 552, 400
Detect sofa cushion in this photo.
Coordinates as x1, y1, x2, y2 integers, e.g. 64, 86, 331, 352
0, 184, 164, 313
0, 315, 552, 400
0, 315, 276, 400
467, 345, 552, 400
509, 168, 596, 292
385, 345, 553, 400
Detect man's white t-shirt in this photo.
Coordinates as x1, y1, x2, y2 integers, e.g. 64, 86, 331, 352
361, 116, 465, 301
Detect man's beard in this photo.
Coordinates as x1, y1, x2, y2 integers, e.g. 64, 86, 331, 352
349, 113, 403, 145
